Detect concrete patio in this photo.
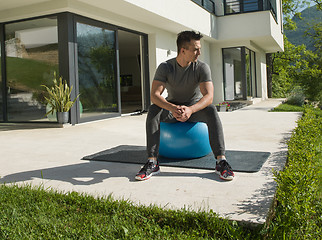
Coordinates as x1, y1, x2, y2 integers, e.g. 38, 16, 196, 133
0, 99, 301, 224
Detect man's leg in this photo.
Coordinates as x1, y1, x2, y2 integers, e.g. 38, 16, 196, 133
189, 105, 225, 158
189, 105, 234, 180
135, 104, 174, 181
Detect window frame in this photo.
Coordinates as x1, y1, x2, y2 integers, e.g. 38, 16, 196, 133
222, 46, 257, 101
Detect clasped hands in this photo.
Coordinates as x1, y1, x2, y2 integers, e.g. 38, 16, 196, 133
171, 105, 192, 122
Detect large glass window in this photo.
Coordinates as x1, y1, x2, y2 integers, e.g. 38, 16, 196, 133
0, 42, 3, 121
192, 0, 223, 15
223, 47, 256, 100
203, 0, 216, 13
225, 0, 259, 14
223, 48, 242, 100
192, 0, 277, 21
243, 0, 259, 12
5, 17, 58, 122
76, 22, 118, 120
225, 0, 241, 14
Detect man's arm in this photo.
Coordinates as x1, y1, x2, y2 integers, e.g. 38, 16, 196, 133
178, 81, 214, 122
150, 80, 183, 119
190, 81, 214, 113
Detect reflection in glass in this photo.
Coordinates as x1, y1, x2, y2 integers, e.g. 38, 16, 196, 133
243, 0, 259, 12
203, 0, 215, 13
225, 0, 240, 14
77, 22, 117, 119
5, 17, 58, 122
214, 0, 225, 16
245, 49, 257, 98
223, 48, 242, 100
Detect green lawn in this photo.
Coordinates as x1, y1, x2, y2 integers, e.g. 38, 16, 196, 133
0, 184, 256, 239
6, 56, 58, 91
271, 102, 322, 117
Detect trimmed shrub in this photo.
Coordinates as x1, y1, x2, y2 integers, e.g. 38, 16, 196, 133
285, 87, 306, 106
264, 106, 322, 239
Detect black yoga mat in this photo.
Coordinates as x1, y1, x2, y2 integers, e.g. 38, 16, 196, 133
83, 145, 270, 173
83, 145, 270, 172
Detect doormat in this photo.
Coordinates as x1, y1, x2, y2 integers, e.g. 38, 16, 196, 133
82, 145, 271, 173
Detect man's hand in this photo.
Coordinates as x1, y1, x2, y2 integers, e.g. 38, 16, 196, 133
170, 105, 183, 119
174, 105, 192, 122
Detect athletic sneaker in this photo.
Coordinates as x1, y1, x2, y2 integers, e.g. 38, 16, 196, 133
215, 160, 234, 181
135, 160, 160, 181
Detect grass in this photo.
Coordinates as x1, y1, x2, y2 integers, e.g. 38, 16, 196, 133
0, 184, 256, 239
6, 56, 58, 91
0, 103, 321, 239
270, 103, 304, 112
271, 102, 322, 117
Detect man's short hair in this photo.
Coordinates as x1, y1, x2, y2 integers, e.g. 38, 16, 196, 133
177, 31, 203, 52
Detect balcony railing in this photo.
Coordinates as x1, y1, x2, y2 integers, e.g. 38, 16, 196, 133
192, 0, 277, 20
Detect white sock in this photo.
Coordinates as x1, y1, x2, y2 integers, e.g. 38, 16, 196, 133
217, 157, 226, 163
148, 158, 158, 165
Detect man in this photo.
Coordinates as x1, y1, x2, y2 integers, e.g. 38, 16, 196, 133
135, 30, 234, 181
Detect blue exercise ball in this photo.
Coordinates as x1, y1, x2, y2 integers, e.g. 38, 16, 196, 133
159, 122, 212, 159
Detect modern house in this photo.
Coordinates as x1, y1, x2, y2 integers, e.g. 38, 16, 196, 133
0, 0, 283, 124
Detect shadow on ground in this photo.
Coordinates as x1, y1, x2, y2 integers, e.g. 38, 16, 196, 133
225, 131, 291, 223
0, 161, 227, 185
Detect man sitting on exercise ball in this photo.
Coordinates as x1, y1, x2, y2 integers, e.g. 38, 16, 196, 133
135, 30, 234, 181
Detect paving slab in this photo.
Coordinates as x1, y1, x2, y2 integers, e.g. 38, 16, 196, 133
0, 99, 301, 224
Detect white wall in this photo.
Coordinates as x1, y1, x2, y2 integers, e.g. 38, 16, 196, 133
123, 0, 217, 38
210, 44, 224, 103
257, 52, 268, 99
148, 30, 177, 99
199, 39, 211, 65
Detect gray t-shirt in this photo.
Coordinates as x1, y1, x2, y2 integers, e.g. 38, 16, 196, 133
153, 58, 212, 106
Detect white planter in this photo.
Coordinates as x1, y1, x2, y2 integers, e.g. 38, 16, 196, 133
216, 105, 227, 112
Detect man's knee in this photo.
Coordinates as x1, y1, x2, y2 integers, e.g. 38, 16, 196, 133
147, 104, 162, 118
148, 104, 161, 112
204, 104, 218, 117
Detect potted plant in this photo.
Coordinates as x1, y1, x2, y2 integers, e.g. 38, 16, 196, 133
216, 102, 230, 112
42, 73, 79, 124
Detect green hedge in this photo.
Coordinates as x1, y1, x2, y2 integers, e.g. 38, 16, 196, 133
264, 106, 322, 239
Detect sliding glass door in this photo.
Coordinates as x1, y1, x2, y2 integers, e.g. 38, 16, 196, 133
223, 47, 256, 100
76, 22, 118, 121
223, 47, 242, 100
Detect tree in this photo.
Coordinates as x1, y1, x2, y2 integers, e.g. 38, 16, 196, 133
281, 0, 311, 30
270, 36, 305, 98
312, 0, 322, 10
298, 20, 322, 104
267, 0, 310, 97
268, 1, 322, 107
